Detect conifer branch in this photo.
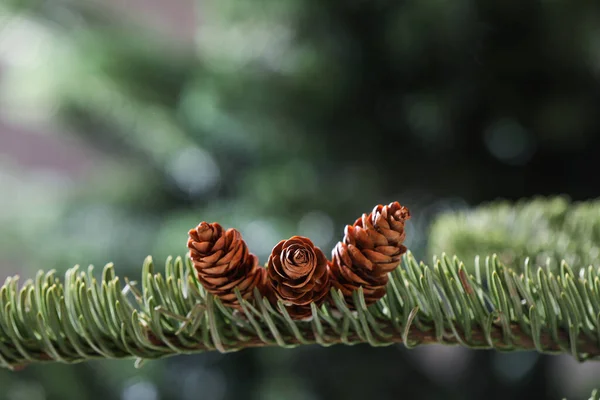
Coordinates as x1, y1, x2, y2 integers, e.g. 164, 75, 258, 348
429, 196, 600, 270
1, 251, 599, 370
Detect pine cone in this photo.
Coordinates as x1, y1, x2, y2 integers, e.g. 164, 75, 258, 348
329, 201, 410, 308
187, 222, 266, 308
266, 236, 330, 320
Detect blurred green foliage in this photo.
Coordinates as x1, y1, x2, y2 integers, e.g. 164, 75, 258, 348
2, 0, 600, 399
429, 197, 600, 272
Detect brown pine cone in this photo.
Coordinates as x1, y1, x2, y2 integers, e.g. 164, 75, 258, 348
187, 222, 266, 308
266, 236, 330, 320
330, 201, 410, 308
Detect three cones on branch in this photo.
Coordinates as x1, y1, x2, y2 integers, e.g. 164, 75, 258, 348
187, 202, 410, 320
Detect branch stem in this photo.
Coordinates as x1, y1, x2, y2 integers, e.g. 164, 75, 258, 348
2, 253, 600, 369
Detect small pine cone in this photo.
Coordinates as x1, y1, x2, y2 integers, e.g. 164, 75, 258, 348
187, 222, 266, 308
266, 236, 330, 320
330, 201, 410, 308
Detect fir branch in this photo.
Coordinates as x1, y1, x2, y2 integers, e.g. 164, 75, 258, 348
429, 196, 600, 270
1, 251, 600, 370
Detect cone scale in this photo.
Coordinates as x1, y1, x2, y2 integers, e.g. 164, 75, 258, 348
329, 201, 411, 309
187, 222, 266, 308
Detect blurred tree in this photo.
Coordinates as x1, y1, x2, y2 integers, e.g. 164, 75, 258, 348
2, 0, 600, 399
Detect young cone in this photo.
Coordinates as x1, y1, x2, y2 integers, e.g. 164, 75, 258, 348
187, 222, 266, 308
266, 236, 330, 320
329, 201, 410, 309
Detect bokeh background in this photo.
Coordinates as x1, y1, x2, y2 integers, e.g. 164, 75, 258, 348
1, 0, 600, 399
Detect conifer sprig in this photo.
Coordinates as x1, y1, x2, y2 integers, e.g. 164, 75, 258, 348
1, 251, 599, 371
429, 196, 600, 271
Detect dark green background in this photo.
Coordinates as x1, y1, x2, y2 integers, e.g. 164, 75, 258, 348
0, 0, 599, 399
